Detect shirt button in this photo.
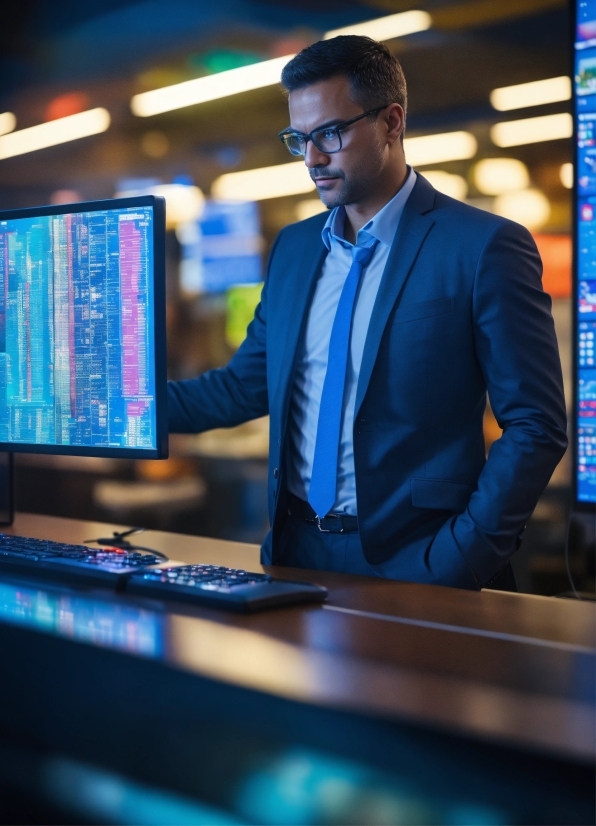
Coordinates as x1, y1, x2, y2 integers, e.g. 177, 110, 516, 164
273, 468, 279, 479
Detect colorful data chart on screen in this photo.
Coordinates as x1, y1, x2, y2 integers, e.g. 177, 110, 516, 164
0, 206, 156, 449
576, 0, 596, 501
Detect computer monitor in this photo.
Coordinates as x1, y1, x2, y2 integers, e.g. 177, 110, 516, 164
573, 0, 596, 509
0, 196, 168, 461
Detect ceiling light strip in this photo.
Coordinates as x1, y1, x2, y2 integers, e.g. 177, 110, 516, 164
404, 131, 477, 166
490, 113, 572, 148
0, 109, 111, 160
131, 11, 432, 117
0, 112, 16, 137
212, 161, 315, 201
325, 10, 431, 40
131, 55, 296, 118
490, 76, 572, 111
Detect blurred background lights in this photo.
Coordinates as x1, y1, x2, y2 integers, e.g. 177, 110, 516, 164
0, 109, 111, 160
154, 184, 204, 227
295, 199, 328, 221
490, 112, 573, 147
190, 48, 265, 75
493, 188, 551, 231
140, 130, 170, 158
131, 12, 431, 119
490, 76, 571, 111
214, 146, 243, 169
50, 189, 82, 205
116, 182, 205, 229
404, 131, 477, 166
560, 162, 573, 189
131, 54, 295, 117
473, 158, 530, 195
0, 112, 16, 137
44, 92, 89, 122
325, 10, 431, 41
212, 162, 315, 201
421, 170, 468, 200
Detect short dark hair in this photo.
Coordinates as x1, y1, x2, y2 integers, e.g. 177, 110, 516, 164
281, 35, 407, 137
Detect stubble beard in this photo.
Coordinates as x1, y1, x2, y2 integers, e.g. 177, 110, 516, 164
314, 139, 385, 210
318, 175, 365, 209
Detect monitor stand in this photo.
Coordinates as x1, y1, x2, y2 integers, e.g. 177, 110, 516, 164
0, 453, 14, 526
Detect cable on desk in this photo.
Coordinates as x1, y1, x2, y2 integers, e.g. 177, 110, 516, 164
84, 527, 169, 561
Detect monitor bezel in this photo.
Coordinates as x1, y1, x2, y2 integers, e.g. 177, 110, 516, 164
571, 0, 596, 512
0, 195, 168, 460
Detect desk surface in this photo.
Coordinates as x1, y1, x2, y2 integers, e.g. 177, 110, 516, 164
3, 512, 595, 763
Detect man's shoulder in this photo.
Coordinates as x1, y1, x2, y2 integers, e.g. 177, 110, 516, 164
426, 184, 531, 244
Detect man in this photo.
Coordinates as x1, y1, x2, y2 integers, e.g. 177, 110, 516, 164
168, 36, 567, 590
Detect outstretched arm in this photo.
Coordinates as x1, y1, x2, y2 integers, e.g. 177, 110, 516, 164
168, 234, 282, 433
428, 220, 568, 588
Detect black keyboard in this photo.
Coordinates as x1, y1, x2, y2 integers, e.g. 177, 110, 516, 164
0, 534, 328, 612
0, 533, 162, 587
125, 564, 328, 613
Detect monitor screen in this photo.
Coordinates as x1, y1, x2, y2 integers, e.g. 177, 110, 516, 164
0, 196, 167, 458
574, 0, 596, 504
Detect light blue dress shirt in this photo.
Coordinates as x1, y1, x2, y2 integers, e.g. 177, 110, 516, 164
287, 166, 417, 515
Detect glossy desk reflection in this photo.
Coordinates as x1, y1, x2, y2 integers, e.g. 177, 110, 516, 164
0, 512, 593, 763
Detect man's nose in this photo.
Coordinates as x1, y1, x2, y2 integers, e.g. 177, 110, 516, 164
304, 140, 330, 169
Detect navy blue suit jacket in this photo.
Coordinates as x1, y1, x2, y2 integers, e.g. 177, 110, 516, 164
168, 174, 567, 589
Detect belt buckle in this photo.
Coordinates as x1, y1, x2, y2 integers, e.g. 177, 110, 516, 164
316, 515, 343, 533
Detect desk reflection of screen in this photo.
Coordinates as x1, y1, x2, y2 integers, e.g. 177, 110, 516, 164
575, 0, 596, 504
0, 199, 165, 457
0, 579, 163, 658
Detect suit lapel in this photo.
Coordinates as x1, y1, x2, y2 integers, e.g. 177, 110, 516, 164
274, 220, 327, 420
355, 175, 436, 416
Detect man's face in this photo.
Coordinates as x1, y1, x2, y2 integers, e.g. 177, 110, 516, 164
287, 75, 400, 209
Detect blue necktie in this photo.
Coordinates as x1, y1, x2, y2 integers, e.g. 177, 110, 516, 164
308, 240, 378, 518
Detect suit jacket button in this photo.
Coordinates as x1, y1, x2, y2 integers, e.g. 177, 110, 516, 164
273, 468, 279, 479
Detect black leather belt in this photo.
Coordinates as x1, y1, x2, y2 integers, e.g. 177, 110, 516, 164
288, 494, 359, 533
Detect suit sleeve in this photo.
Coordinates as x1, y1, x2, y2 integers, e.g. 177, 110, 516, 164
167, 232, 283, 433
429, 220, 568, 588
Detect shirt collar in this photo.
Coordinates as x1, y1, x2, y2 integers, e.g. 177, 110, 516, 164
322, 166, 417, 251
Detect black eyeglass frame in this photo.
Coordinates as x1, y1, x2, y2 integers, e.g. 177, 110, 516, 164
278, 104, 391, 156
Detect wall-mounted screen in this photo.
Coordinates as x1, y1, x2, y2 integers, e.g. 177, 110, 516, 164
575, 0, 596, 504
179, 200, 262, 294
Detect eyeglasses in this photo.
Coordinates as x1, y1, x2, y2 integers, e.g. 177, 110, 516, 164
278, 105, 390, 157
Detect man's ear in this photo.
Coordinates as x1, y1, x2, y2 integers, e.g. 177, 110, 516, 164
385, 103, 405, 147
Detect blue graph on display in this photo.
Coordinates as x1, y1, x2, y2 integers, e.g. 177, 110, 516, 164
576, 0, 596, 502
0, 206, 156, 450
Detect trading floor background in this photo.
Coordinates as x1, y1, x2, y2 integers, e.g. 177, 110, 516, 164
0, 0, 587, 596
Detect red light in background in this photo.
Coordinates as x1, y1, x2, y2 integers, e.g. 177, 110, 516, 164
270, 38, 309, 57
44, 92, 89, 122
50, 190, 81, 205
532, 234, 571, 299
